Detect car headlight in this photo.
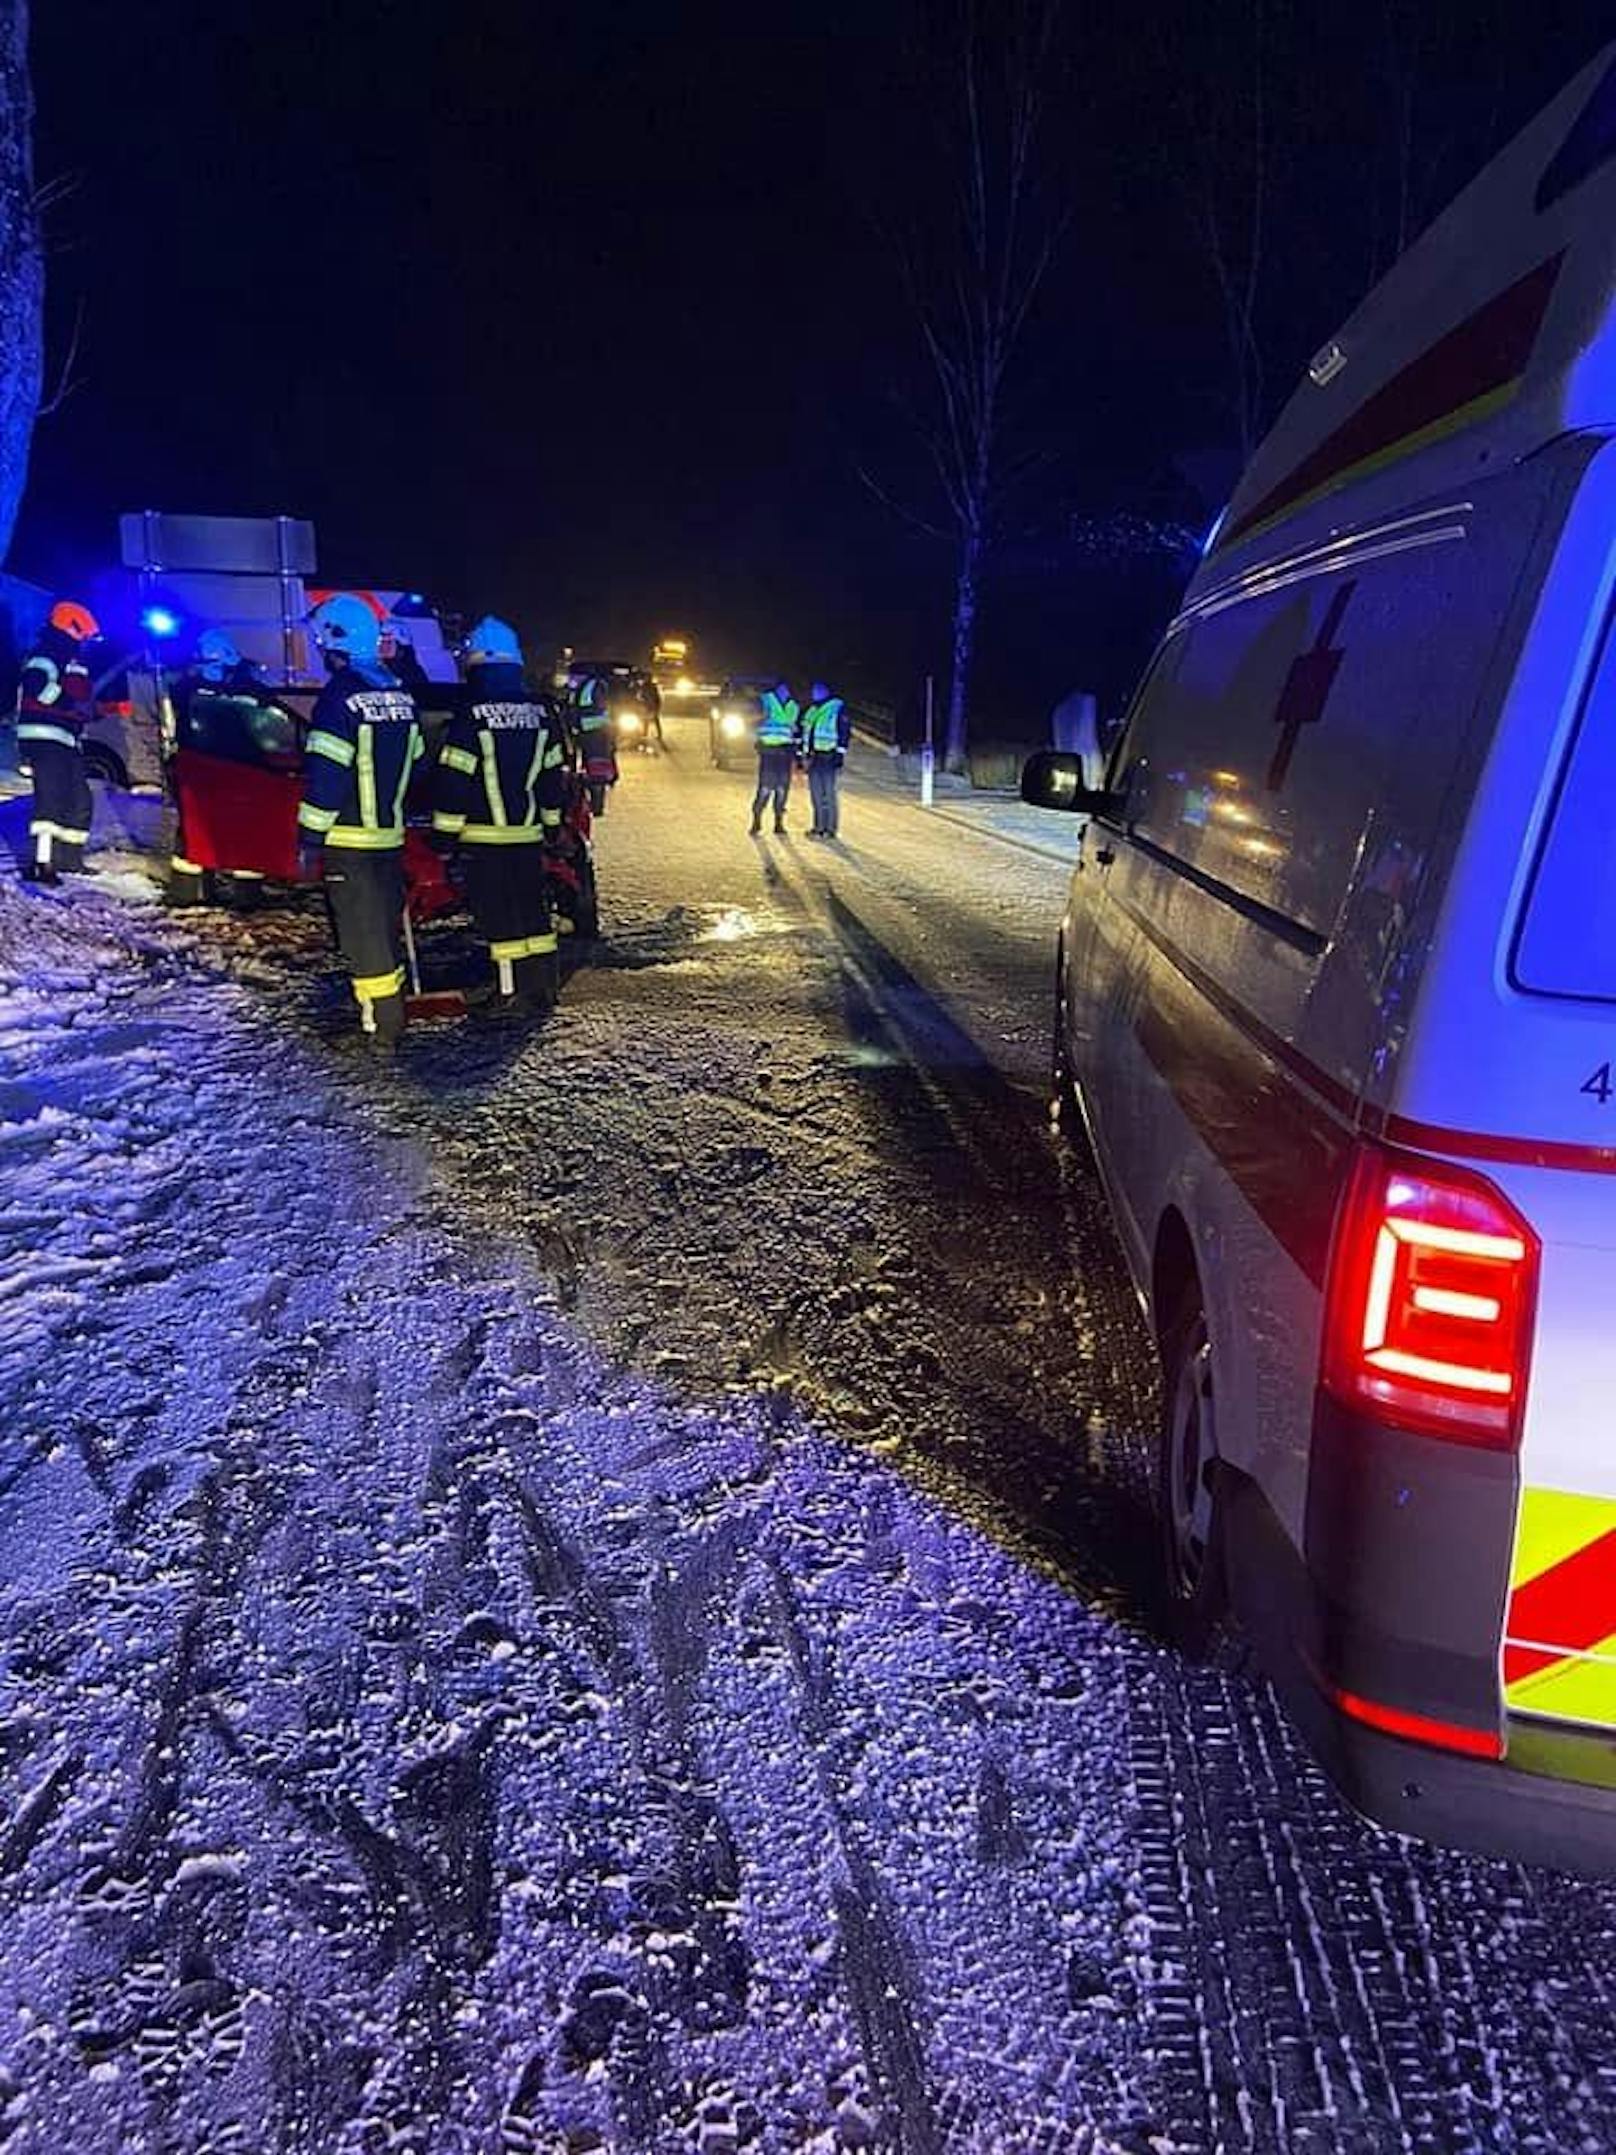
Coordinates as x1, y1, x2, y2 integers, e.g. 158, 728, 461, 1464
720, 712, 746, 738
617, 709, 642, 734
675, 675, 695, 696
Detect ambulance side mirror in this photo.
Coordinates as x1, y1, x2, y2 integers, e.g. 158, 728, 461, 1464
1020, 751, 1125, 819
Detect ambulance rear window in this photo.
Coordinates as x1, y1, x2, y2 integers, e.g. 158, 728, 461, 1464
1515, 636, 1616, 1002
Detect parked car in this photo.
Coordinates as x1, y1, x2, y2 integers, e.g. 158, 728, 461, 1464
1022, 44, 1616, 1873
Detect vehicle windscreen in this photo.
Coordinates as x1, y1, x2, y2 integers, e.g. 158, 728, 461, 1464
181, 692, 299, 766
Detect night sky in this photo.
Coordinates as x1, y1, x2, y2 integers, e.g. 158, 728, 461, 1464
17, 1, 1614, 717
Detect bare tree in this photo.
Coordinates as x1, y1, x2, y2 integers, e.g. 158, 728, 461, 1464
864, 0, 1070, 772
0, 0, 41, 565
1161, 0, 1274, 468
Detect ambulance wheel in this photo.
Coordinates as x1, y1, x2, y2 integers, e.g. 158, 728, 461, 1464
1156, 1283, 1230, 1658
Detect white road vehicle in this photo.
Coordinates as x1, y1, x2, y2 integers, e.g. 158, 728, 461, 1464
1024, 44, 1616, 1870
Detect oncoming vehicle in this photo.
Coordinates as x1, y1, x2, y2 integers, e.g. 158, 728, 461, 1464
710, 676, 772, 769
563, 660, 662, 752
1024, 43, 1616, 1873
650, 636, 694, 695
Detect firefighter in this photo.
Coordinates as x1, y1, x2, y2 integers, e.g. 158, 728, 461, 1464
17, 600, 100, 885
296, 593, 423, 1045
801, 679, 850, 839
432, 615, 567, 1013
191, 627, 268, 695
569, 665, 617, 815
380, 615, 432, 698
750, 679, 800, 835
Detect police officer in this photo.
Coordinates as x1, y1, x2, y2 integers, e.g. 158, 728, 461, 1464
432, 615, 569, 1014
750, 678, 800, 835
801, 679, 850, 839
297, 594, 423, 1045
17, 600, 99, 885
569, 665, 617, 815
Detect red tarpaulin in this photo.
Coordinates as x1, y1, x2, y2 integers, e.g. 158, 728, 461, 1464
169, 750, 459, 920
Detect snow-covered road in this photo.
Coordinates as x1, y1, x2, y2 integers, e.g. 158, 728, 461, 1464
1, 721, 1614, 2154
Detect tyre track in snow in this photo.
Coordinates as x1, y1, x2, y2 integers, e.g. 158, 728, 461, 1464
759, 1545, 940, 2155
482, 1370, 760, 2150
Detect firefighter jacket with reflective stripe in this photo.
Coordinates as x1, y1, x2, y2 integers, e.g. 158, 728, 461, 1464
570, 673, 616, 779
431, 669, 570, 846
298, 664, 423, 851
16, 625, 94, 750
801, 695, 849, 755
570, 673, 610, 735
756, 690, 800, 747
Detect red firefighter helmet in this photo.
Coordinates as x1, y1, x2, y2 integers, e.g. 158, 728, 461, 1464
48, 600, 100, 642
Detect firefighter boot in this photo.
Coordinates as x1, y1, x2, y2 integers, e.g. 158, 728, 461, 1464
529, 950, 561, 1011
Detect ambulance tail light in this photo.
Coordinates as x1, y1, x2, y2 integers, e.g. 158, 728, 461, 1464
1322, 1143, 1539, 1449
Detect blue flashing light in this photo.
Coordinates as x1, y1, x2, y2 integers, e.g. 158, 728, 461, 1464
142, 606, 181, 639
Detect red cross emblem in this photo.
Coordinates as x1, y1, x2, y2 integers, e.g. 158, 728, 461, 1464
1268, 582, 1355, 792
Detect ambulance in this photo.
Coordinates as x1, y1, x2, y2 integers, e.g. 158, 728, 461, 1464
1023, 45, 1616, 1869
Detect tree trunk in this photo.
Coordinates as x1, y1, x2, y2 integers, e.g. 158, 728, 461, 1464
944, 520, 982, 775
0, 1, 41, 566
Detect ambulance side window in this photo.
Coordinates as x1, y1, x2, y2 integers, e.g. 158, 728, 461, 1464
1103, 630, 1187, 801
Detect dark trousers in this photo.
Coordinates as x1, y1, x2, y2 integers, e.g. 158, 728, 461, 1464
752, 747, 794, 826
323, 848, 407, 1040
808, 753, 841, 835
27, 740, 92, 871
583, 743, 616, 817
461, 843, 558, 1007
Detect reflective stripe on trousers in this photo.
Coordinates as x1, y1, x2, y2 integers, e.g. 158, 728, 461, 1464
27, 740, 92, 868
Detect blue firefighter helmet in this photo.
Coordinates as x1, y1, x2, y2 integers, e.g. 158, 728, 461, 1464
464, 613, 523, 667
194, 628, 243, 682
308, 592, 382, 666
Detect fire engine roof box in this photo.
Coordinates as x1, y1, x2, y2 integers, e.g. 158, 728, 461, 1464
118, 512, 317, 577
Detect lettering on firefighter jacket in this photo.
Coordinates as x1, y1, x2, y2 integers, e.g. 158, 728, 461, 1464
432, 688, 570, 846
297, 666, 423, 851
